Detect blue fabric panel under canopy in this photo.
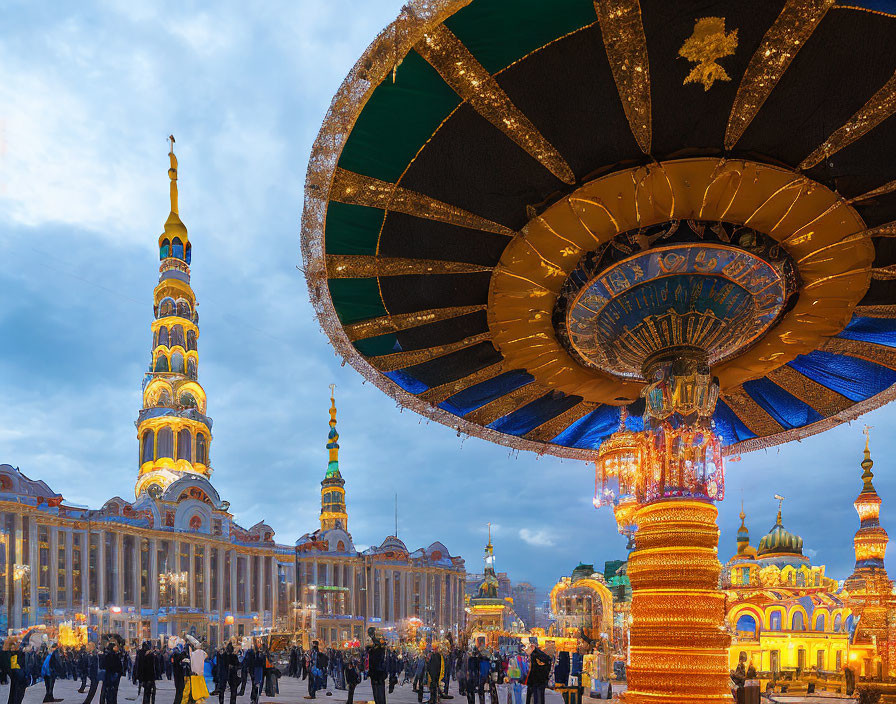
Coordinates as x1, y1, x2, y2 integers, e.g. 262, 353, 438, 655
488, 391, 581, 436
385, 369, 430, 395
787, 351, 896, 402
712, 400, 757, 445
839, 316, 896, 347
439, 370, 534, 416
550, 405, 621, 449
742, 377, 823, 429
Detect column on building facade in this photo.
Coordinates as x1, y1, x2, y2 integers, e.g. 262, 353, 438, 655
48, 526, 58, 614
149, 538, 159, 612
188, 542, 196, 608
270, 558, 278, 625
12, 513, 22, 628
133, 539, 141, 613
28, 517, 38, 621
79, 530, 89, 615
229, 550, 237, 617
115, 531, 124, 606
256, 553, 264, 618
203, 544, 212, 613
64, 530, 73, 610
216, 547, 225, 621
244, 554, 251, 614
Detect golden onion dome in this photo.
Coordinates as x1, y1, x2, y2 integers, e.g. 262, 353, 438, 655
757, 507, 803, 557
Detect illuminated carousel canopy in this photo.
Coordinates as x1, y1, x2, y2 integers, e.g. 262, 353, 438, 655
302, 0, 896, 458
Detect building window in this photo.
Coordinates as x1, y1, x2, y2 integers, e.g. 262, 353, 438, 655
196, 433, 207, 464
177, 429, 192, 462
38, 525, 50, 609
769, 610, 782, 631
157, 428, 174, 459
170, 325, 185, 349
194, 545, 204, 607
815, 613, 825, 631
791, 611, 805, 631
104, 533, 115, 605
224, 551, 232, 611
834, 613, 843, 631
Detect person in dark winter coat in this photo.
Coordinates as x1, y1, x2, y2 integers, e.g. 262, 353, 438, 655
217, 643, 240, 704
344, 657, 360, 704
79, 643, 101, 704
171, 646, 188, 704
525, 645, 551, 704
366, 629, 387, 704
136, 642, 157, 704
101, 643, 124, 704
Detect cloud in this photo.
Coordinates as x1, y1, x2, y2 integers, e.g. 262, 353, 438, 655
519, 529, 556, 548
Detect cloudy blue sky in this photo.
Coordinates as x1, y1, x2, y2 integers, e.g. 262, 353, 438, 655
1, 0, 893, 594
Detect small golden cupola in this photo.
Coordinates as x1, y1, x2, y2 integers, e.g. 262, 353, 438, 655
735, 501, 757, 559
136, 137, 211, 498
757, 495, 804, 557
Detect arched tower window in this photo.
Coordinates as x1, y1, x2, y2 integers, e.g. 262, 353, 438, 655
154, 355, 170, 373
172, 237, 184, 259
155, 388, 172, 407
157, 327, 169, 348
185, 242, 192, 265
791, 612, 805, 631
159, 298, 175, 318
157, 427, 173, 459
170, 325, 185, 348
140, 430, 154, 464
186, 330, 197, 351
735, 614, 756, 635
177, 428, 192, 462
179, 392, 197, 409
834, 613, 843, 631
815, 614, 825, 631
770, 610, 782, 631
160, 238, 170, 259
196, 433, 207, 464
187, 359, 197, 380
170, 352, 184, 374
176, 299, 191, 319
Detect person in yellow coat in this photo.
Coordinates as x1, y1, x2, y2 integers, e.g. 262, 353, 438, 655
180, 635, 209, 704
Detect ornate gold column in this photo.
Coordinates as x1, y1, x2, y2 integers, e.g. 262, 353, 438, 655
624, 500, 730, 704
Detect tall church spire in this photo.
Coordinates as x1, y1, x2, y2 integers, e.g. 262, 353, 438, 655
135, 138, 211, 498
848, 427, 888, 577
320, 385, 348, 532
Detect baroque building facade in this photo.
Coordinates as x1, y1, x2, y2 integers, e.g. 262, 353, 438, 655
294, 392, 466, 646
721, 435, 894, 680
0, 143, 465, 645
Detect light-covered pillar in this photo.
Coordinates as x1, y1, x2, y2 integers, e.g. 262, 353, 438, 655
64, 530, 73, 610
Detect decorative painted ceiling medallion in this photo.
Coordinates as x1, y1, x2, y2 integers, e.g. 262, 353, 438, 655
554, 222, 800, 380
489, 158, 871, 404
679, 17, 739, 91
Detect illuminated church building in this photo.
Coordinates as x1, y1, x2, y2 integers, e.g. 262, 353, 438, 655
0, 144, 464, 643
723, 433, 893, 678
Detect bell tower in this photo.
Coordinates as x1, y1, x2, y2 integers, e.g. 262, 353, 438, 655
135, 137, 212, 498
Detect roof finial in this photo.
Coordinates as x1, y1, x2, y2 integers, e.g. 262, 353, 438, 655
774, 493, 785, 526
487, 521, 492, 550
167, 135, 178, 215
326, 384, 340, 474
862, 424, 875, 490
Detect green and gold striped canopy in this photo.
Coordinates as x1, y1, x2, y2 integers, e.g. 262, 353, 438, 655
302, 0, 896, 459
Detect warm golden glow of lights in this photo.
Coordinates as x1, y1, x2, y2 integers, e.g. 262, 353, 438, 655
624, 501, 731, 704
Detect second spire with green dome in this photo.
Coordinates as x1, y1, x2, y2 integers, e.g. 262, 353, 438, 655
320, 385, 348, 532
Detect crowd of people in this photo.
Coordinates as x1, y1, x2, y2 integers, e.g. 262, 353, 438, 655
0, 629, 559, 704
